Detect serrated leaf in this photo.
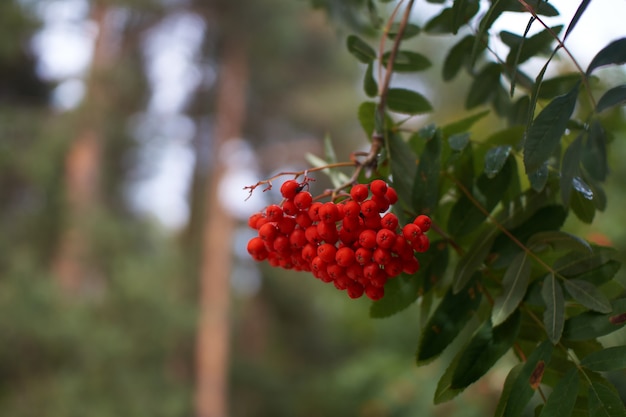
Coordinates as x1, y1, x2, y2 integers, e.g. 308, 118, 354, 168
347, 35, 377, 64
417, 280, 483, 364
451, 311, 521, 389
538, 368, 579, 417
561, 133, 584, 206
503, 341, 553, 417
412, 132, 441, 214
466, 63, 502, 109
528, 231, 592, 254
492, 252, 532, 326
586, 38, 626, 76
542, 273, 565, 344
564, 279, 612, 313
596, 85, 626, 113
382, 50, 431, 72
442, 110, 490, 137
453, 230, 496, 293
563, 298, 626, 340
358, 101, 376, 137
524, 84, 579, 173
386, 22, 421, 40
386, 88, 433, 115
581, 347, 626, 372
485, 145, 512, 178
388, 132, 417, 208
588, 381, 626, 417
363, 62, 378, 97
434, 347, 466, 404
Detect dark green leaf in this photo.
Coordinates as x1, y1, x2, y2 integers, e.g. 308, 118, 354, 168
538, 74, 582, 100
466, 63, 502, 109
417, 280, 483, 364
582, 120, 608, 182
388, 132, 417, 208
443, 35, 476, 81
588, 381, 626, 417
358, 101, 377, 137
412, 131, 441, 214
596, 85, 626, 113
570, 188, 596, 224
581, 347, 626, 372
382, 51, 431, 72
492, 252, 531, 326
451, 311, 521, 389
538, 368, 579, 417
564, 0, 591, 41
561, 134, 583, 206
434, 347, 466, 404
448, 133, 470, 151
503, 341, 553, 417
347, 35, 377, 64
363, 62, 378, 97
485, 145, 512, 178
506, 25, 563, 66
528, 231, 592, 254
495, 363, 525, 417
370, 272, 421, 318
442, 110, 490, 137
386, 88, 433, 115
567, 260, 621, 287
563, 279, 612, 313
524, 84, 579, 173
563, 298, 626, 341
555, 247, 619, 277
542, 273, 565, 344
586, 38, 626, 76
386, 22, 421, 40
453, 230, 496, 293
425, 2, 479, 35
500, 0, 559, 16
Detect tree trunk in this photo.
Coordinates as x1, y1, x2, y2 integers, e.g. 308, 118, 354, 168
195, 38, 248, 417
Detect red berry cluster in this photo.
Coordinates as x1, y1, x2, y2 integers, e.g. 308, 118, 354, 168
246, 179, 431, 301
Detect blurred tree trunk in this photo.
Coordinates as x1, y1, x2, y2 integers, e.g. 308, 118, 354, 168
51, 1, 112, 294
195, 38, 249, 417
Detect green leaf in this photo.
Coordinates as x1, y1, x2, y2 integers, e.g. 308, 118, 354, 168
500, 0, 559, 16
453, 230, 496, 293
495, 363, 525, 417
484, 145, 512, 178
443, 35, 476, 81
448, 133, 470, 151
542, 273, 565, 344
524, 84, 579, 173
434, 347, 466, 404
370, 272, 421, 318
346, 35, 377, 64
451, 0, 480, 34
563, 298, 626, 340
570, 187, 596, 224
538, 368, 579, 417
425, 2, 479, 35
442, 110, 490, 137
567, 260, 621, 287
586, 38, 626, 76
564, 279, 612, 313
492, 252, 532, 326
528, 163, 549, 192
388, 132, 417, 209
358, 101, 376, 137
466, 63, 502, 109
386, 88, 433, 115
538, 74, 582, 100
581, 347, 626, 372
588, 381, 626, 417
412, 132, 441, 215
596, 85, 626, 113
505, 25, 564, 66
582, 120, 608, 182
363, 62, 378, 97
528, 231, 592, 254
381, 50, 431, 72
561, 133, 584, 206
451, 311, 521, 389
503, 340, 553, 417
417, 280, 483, 364
386, 22, 421, 40
564, 0, 591, 41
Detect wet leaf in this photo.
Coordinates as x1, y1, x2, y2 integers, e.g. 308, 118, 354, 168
484, 145, 512, 178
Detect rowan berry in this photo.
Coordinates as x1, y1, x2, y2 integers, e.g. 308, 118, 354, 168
358, 229, 377, 249
370, 270, 387, 288
338, 228, 358, 246
376, 228, 396, 249
413, 214, 432, 232
402, 223, 423, 242
308, 202, 323, 221
247, 237, 268, 260
385, 187, 398, 205
373, 247, 392, 265
327, 264, 346, 281
350, 183, 369, 202
266, 204, 283, 222
248, 212, 264, 229
273, 236, 290, 254
381, 212, 399, 230
311, 256, 327, 273
319, 202, 340, 223
384, 258, 403, 277
280, 179, 300, 200
305, 225, 322, 245
333, 275, 349, 290
402, 257, 420, 274
343, 200, 361, 219
370, 179, 388, 197
372, 195, 390, 213
365, 284, 385, 301
336, 247, 356, 267
282, 200, 297, 216
317, 243, 337, 263
317, 221, 338, 243
361, 200, 379, 217
363, 263, 380, 280
355, 247, 373, 265
289, 228, 307, 249
294, 191, 313, 210
346, 263, 364, 280
301, 244, 317, 262
258, 222, 278, 242
412, 234, 430, 253
295, 212, 313, 228
346, 282, 364, 299
277, 216, 296, 234
363, 215, 381, 230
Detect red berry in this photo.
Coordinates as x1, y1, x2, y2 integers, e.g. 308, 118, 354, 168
311, 256, 327, 273
289, 228, 307, 249
358, 229, 377, 249
327, 264, 346, 281
413, 215, 432, 232
305, 226, 323, 245
319, 202, 340, 223
294, 191, 313, 210
363, 215, 381, 230
282, 200, 297, 216
266, 204, 283, 222
373, 248, 392, 265
384, 258, 403, 277
317, 243, 337, 263
360, 200, 379, 217
295, 212, 313, 228
258, 222, 278, 242
277, 216, 296, 234
365, 284, 385, 301
273, 236, 290, 254
385, 187, 398, 204
317, 222, 339, 243
370, 179, 388, 197
372, 195, 390, 213
346, 282, 364, 299
308, 202, 323, 221
381, 213, 399, 230
376, 229, 396, 249
402, 257, 420, 274
248, 212, 264, 229
280, 180, 300, 200
336, 247, 356, 267
355, 247, 373, 265
402, 223, 423, 242
412, 234, 430, 253
350, 184, 369, 202
343, 201, 361, 219
346, 264, 364, 280
247, 237, 268, 259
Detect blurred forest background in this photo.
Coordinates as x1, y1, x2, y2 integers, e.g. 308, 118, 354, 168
1, 0, 625, 416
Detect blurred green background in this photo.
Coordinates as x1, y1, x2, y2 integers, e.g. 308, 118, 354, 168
1, 0, 625, 416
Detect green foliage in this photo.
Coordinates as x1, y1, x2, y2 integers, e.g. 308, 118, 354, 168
329, 0, 626, 414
